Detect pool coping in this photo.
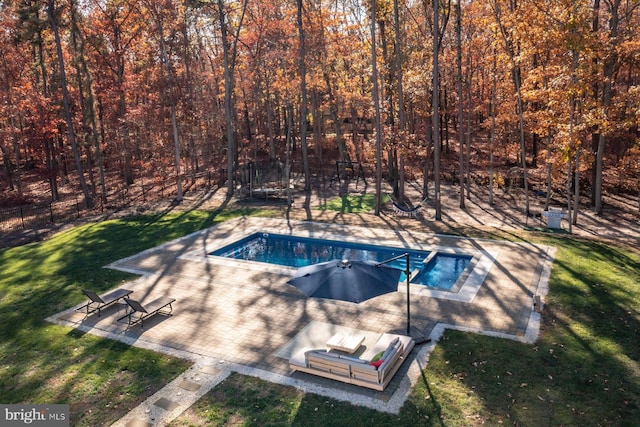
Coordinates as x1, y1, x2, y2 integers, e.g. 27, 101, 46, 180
49, 216, 556, 419
168, 220, 498, 303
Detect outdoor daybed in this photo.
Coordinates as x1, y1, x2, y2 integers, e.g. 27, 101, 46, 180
289, 333, 415, 391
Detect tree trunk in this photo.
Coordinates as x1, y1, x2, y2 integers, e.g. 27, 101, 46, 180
433, 0, 442, 220
492, 0, 529, 216
218, 0, 236, 197
544, 135, 552, 211
393, 0, 406, 201
514, 72, 530, 216
296, 0, 311, 206
181, 11, 198, 176
31, 10, 59, 201
489, 48, 496, 206
153, 10, 183, 202
70, 0, 105, 204
444, 81, 450, 154
47, 0, 93, 209
569, 36, 581, 227
44, 139, 58, 201
456, 0, 465, 208
532, 133, 539, 167
1, 144, 14, 190
286, 103, 294, 206
1, 80, 23, 194
590, 0, 600, 207
265, 84, 277, 160
573, 145, 581, 225
465, 51, 472, 200
323, 71, 348, 163
594, 0, 620, 214
567, 153, 573, 234
378, 18, 399, 197
311, 90, 325, 187
372, 0, 383, 215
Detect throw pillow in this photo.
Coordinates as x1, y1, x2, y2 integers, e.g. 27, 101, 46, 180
369, 359, 384, 368
370, 351, 385, 362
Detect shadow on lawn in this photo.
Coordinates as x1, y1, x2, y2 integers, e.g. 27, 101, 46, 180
0, 206, 254, 424
430, 237, 640, 426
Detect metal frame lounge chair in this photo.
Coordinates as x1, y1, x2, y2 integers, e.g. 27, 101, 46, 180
118, 296, 176, 328
78, 288, 133, 317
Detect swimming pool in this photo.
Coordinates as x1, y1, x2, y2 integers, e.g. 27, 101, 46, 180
210, 232, 471, 290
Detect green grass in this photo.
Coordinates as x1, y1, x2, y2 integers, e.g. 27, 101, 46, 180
0, 207, 265, 425
2, 209, 639, 426
318, 193, 389, 213
168, 235, 640, 426
168, 372, 425, 426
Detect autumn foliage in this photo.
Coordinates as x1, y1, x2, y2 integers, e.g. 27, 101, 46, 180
0, 0, 638, 215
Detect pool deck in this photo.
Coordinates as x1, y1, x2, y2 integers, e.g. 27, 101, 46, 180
49, 216, 555, 420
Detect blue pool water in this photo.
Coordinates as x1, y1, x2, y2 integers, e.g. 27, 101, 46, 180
210, 233, 471, 290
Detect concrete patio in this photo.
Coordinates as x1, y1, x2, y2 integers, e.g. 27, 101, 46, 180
49, 216, 555, 421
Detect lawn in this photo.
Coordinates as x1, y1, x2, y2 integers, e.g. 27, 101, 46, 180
318, 193, 390, 213
167, 232, 640, 426
1, 209, 638, 426
0, 207, 263, 425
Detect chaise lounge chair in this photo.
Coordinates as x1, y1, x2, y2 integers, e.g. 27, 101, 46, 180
78, 288, 133, 317
118, 296, 176, 328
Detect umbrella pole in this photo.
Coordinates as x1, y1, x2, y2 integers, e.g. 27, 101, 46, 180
404, 253, 429, 343
378, 253, 430, 344
405, 253, 411, 335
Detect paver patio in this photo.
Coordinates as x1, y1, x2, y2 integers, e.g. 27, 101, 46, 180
50, 216, 555, 417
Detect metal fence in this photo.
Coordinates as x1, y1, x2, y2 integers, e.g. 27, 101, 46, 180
0, 197, 105, 234
0, 204, 54, 233
0, 170, 220, 235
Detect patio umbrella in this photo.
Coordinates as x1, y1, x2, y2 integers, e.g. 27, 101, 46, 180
288, 255, 429, 343
287, 259, 401, 303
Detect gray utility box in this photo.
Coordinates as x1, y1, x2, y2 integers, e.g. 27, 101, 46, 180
542, 207, 567, 229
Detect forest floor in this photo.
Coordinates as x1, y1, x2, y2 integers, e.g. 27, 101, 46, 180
2, 133, 639, 251
298, 177, 640, 252
3, 171, 638, 253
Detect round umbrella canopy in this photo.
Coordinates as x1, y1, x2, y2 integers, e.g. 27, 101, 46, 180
287, 259, 402, 303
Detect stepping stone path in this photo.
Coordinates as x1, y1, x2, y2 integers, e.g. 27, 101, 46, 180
111, 359, 228, 427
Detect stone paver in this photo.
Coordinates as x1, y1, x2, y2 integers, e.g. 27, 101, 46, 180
49, 216, 554, 424
110, 357, 229, 427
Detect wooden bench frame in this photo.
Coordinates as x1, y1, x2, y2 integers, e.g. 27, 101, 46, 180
290, 333, 415, 391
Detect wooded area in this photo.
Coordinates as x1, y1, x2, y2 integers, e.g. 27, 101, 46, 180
1, 0, 638, 224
